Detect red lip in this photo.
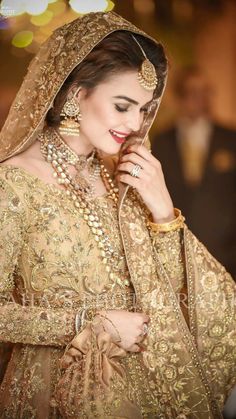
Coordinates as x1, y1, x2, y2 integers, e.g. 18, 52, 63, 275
109, 130, 129, 144
110, 132, 126, 144
112, 130, 130, 136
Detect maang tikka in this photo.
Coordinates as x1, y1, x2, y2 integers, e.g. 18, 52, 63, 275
59, 89, 82, 136
132, 35, 158, 91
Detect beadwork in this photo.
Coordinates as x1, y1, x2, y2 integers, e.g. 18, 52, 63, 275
132, 35, 158, 91
39, 127, 131, 288
138, 59, 158, 91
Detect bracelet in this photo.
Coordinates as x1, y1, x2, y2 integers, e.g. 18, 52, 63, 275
83, 307, 97, 323
147, 208, 185, 233
75, 307, 97, 333
75, 309, 83, 333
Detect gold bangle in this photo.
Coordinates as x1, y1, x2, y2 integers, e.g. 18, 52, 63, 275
147, 208, 185, 233
76, 307, 98, 330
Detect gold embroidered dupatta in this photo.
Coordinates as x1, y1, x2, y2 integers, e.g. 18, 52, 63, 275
0, 11, 235, 418
119, 195, 236, 417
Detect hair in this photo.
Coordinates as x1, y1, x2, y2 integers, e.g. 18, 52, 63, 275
46, 31, 168, 127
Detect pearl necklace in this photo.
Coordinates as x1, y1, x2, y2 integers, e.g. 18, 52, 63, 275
39, 127, 101, 197
39, 127, 131, 289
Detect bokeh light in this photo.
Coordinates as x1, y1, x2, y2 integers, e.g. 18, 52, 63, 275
1, 0, 116, 52
0, 0, 25, 17
106, 1, 115, 12
12, 30, 34, 48
49, 1, 66, 17
0, 19, 10, 30
30, 10, 54, 27
25, 0, 49, 16
134, 0, 155, 15
69, 0, 109, 14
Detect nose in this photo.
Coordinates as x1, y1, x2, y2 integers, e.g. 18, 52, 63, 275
125, 109, 143, 132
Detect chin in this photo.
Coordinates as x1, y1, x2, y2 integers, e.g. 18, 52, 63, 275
98, 143, 121, 156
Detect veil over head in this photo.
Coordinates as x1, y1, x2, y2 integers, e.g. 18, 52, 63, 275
0, 13, 235, 418
0, 11, 167, 163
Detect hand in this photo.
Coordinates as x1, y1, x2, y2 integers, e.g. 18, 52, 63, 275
97, 309, 149, 353
117, 143, 175, 223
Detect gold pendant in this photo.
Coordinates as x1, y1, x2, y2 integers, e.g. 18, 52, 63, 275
74, 172, 91, 191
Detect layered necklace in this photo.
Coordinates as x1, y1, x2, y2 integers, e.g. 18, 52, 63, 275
39, 127, 131, 289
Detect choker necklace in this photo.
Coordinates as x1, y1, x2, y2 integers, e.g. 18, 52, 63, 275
39, 128, 131, 289
39, 127, 100, 197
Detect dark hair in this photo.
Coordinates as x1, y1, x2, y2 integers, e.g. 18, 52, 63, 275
46, 30, 168, 127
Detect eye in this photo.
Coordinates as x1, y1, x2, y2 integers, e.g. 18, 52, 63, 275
115, 104, 129, 113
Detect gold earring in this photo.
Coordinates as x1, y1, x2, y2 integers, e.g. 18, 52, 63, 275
59, 96, 82, 136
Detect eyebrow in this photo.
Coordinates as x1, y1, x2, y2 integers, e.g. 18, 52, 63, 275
112, 95, 139, 105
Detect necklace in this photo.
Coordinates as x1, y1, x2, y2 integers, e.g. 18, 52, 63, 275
39, 127, 131, 288
39, 128, 101, 197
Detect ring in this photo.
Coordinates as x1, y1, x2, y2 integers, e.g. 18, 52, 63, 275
141, 323, 148, 336
130, 164, 141, 178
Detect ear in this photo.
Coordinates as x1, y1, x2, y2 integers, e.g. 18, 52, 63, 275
75, 87, 89, 102
70, 86, 88, 101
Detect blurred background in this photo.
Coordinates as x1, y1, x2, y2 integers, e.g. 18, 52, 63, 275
0, 1, 236, 415
0, 0, 236, 131
1, 0, 235, 274
0, 4, 236, 264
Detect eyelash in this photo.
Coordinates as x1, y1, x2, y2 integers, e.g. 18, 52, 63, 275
115, 105, 128, 113
115, 105, 149, 113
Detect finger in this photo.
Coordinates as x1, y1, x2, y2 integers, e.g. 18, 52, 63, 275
117, 162, 144, 178
140, 314, 150, 323
137, 342, 147, 351
127, 343, 142, 353
120, 152, 147, 167
128, 144, 157, 164
136, 333, 147, 343
120, 152, 148, 169
119, 157, 158, 181
118, 173, 140, 188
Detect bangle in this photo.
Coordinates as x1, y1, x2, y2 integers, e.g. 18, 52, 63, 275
83, 307, 97, 324
75, 309, 83, 333
147, 208, 185, 233
75, 308, 97, 333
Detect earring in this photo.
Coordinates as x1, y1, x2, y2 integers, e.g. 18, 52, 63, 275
59, 95, 82, 136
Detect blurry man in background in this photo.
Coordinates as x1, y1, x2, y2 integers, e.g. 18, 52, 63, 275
152, 67, 236, 278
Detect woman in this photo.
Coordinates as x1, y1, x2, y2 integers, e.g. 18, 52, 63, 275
0, 11, 235, 419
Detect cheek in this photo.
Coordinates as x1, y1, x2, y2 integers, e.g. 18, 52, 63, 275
82, 100, 121, 131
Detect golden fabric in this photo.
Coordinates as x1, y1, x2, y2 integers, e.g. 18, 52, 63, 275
0, 166, 235, 418
0, 10, 235, 419
0, 166, 139, 418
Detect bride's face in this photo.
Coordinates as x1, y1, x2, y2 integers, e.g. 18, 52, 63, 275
76, 71, 154, 155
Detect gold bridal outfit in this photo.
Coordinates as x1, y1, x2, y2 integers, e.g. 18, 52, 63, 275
0, 12, 235, 419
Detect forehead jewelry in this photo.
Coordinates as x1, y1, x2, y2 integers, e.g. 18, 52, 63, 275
132, 35, 158, 91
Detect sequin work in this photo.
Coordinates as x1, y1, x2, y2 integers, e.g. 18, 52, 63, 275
0, 166, 235, 418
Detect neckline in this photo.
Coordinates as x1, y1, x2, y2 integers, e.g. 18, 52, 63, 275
0, 164, 111, 201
